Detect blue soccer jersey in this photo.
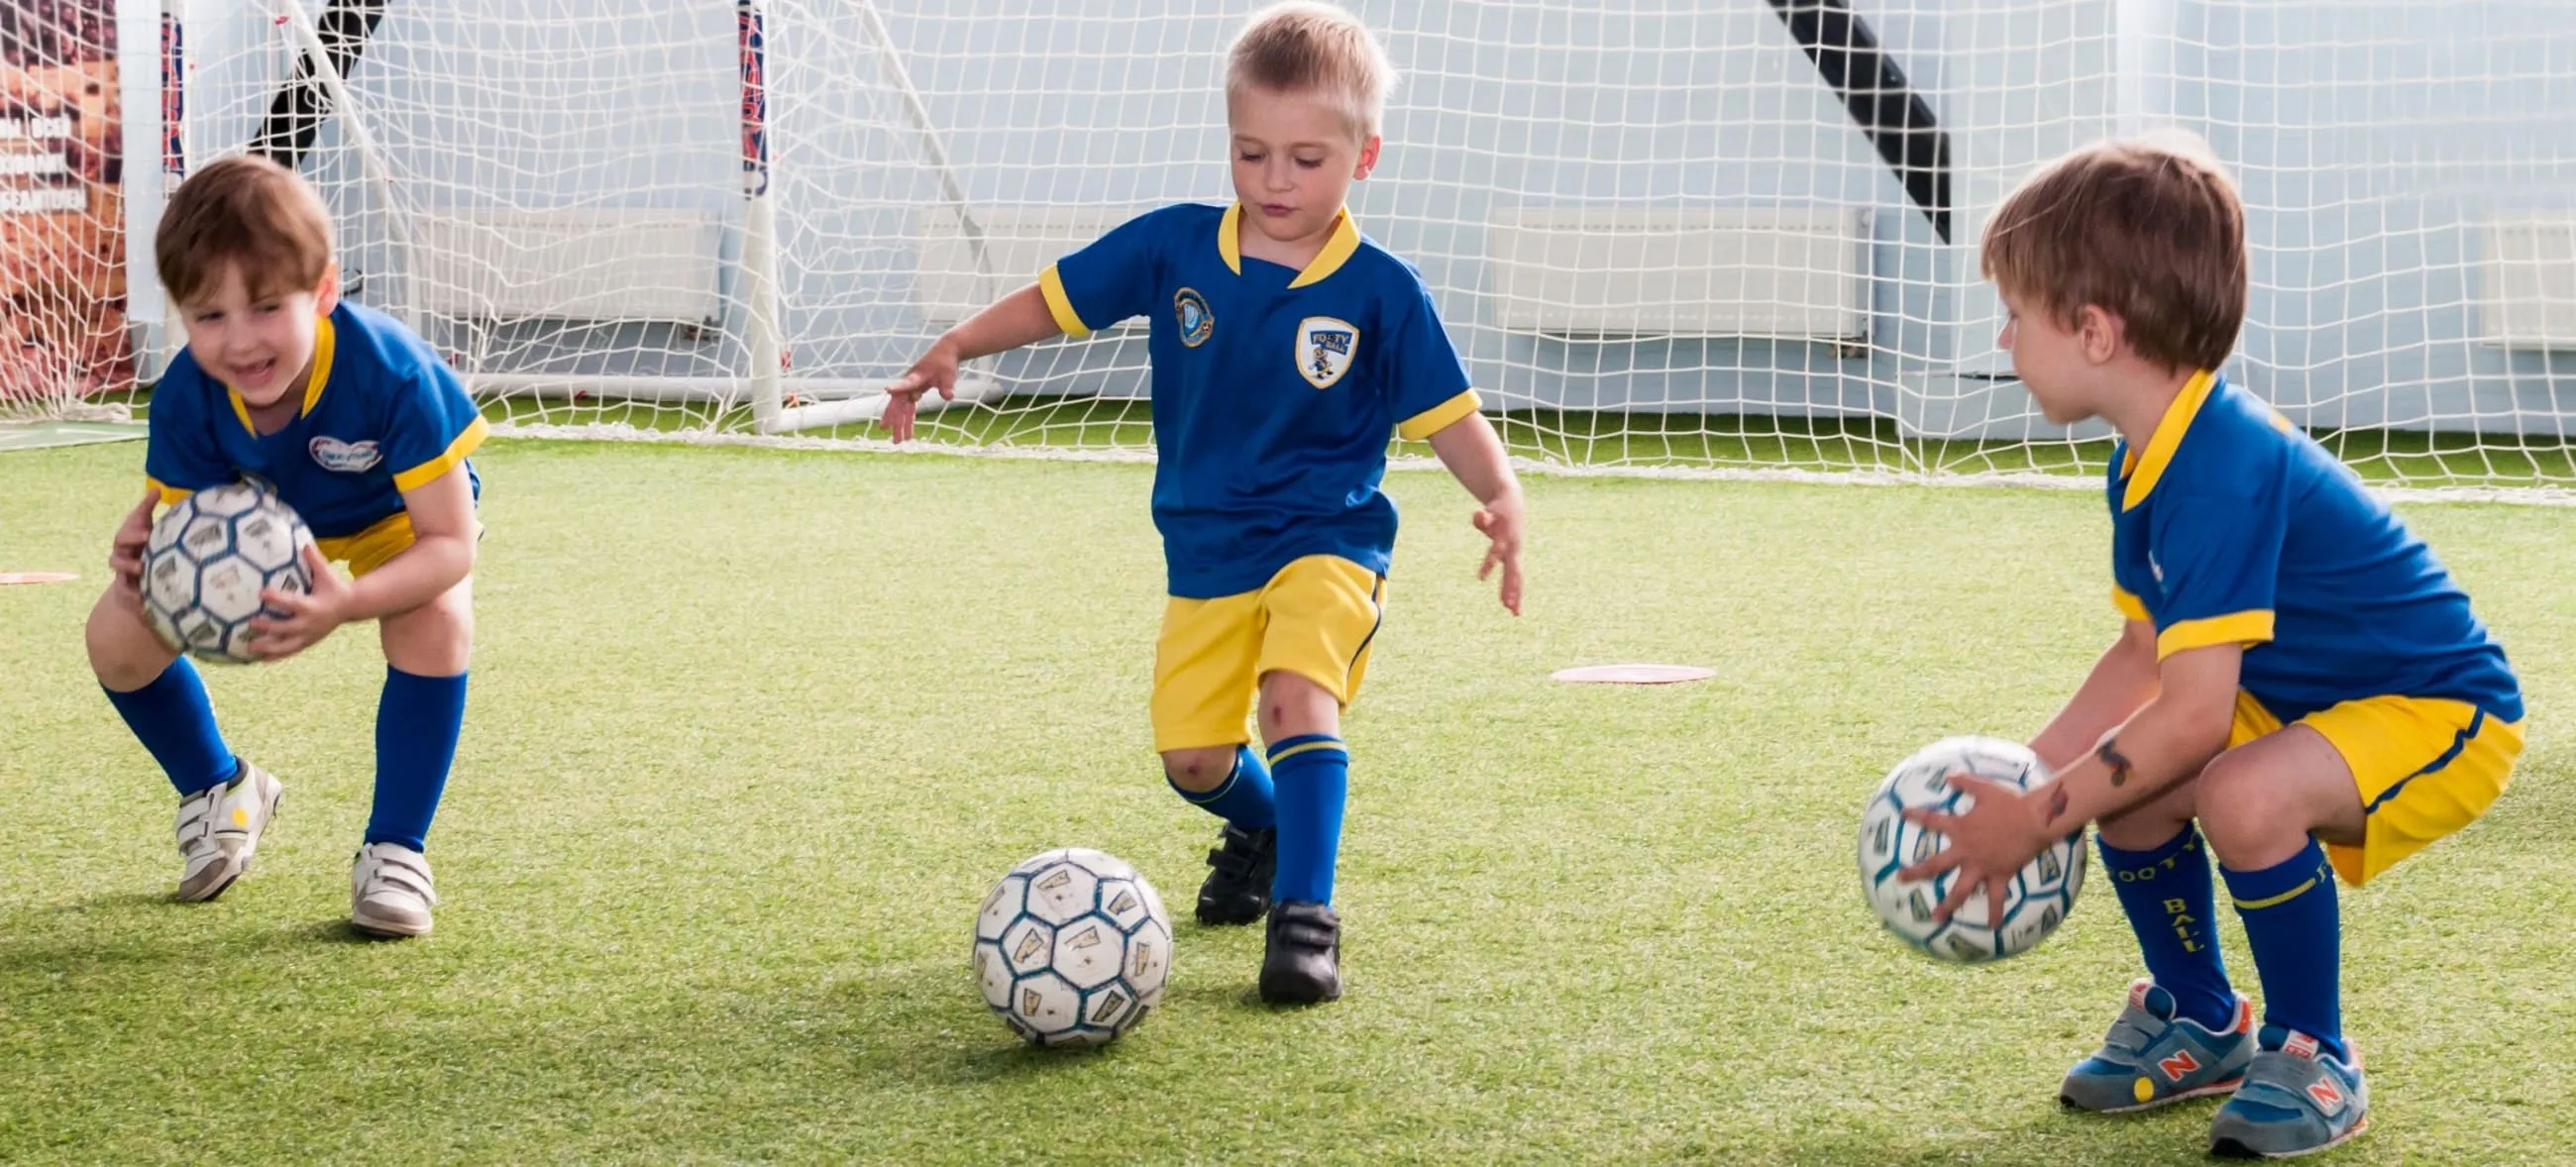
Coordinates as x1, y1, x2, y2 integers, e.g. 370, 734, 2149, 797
2107, 371, 2521, 723
146, 301, 486, 539
1040, 203, 1480, 598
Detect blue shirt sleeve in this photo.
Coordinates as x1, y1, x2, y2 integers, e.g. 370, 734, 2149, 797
142, 358, 235, 501
2147, 484, 2286, 658
1384, 273, 1478, 441
380, 357, 489, 494
1039, 208, 1172, 338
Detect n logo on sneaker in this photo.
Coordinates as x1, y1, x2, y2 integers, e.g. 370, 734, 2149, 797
2158, 1050, 2202, 1081
2306, 1078, 2345, 1113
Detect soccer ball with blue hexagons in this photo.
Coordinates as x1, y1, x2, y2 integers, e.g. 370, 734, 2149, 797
141, 481, 316, 665
1859, 735, 2087, 963
973, 847, 1173, 1048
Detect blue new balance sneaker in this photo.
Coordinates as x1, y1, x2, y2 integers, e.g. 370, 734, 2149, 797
2207, 1027, 2370, 1159
2059, 979, 2255, 1114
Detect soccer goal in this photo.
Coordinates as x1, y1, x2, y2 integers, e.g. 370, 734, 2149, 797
51, 1, 2576, 493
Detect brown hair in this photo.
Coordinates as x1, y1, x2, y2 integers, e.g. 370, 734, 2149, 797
1227, 2, 1395, 141
1981, 132, 2247, 373
154, 154, 333, 307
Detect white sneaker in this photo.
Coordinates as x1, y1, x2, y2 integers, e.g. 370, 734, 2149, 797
351, 842, 437, 937
173, 762, 282, 902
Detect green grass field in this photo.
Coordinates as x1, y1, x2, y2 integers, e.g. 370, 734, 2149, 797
3, 439, 2571, 1164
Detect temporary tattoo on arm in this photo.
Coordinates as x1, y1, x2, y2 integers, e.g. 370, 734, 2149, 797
2045, 785, 2071, 824
2096, 737, 2135, 788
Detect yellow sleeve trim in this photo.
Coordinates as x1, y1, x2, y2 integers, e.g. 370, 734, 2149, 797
2112, 587, 2149, 621
1396, 388, 1482, 442
2156, 609, 2275, 660
147, 477, 192, 505
392, 415, 489, 493
1037, 265, 1092, 339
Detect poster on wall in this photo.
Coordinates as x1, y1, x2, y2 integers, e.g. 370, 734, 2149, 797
2, 0, 131, 409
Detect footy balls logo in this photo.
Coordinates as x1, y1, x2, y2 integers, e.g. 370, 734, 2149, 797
309, 436, 383, 474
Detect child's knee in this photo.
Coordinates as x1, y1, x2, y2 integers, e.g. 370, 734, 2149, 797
85, 587, 174, 690
2096, 778, 2202, 851
1256, 671, 1340, 737
1160, 746, 1237, 793
380, 579, 475, 675
2193, 759, 2294, 865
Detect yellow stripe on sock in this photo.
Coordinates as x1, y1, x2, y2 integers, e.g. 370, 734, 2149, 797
2233, 876, 2319, 911
1268, 740, 1342, 766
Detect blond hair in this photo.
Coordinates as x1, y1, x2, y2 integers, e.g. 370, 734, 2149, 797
156, 154, 335, 306
1227, 2, 1396, 141
1981, 131, 2247, 373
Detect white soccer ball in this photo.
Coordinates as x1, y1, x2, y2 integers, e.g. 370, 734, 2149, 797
1858, 735, 2087, 964
972, 847, 1173, 1048
141, 482, 316, 665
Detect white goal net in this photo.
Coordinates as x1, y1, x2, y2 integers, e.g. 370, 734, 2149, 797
45, 1, 2576, 491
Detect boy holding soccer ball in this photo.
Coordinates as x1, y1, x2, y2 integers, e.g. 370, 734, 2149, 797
89, 155, 485, 937
1901, 134, 2522, 1157
885, 2, 1524, 1004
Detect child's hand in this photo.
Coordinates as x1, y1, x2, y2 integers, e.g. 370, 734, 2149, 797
249, 545, 352, 661
1472, 487, 1525, 615
882, 338, 961, 444
1896, 775, 2053, 928
107, 487, 157, 610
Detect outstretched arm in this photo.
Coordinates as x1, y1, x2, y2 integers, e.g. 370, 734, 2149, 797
1425, 412, 1523, 615
1900, 642, 2241, 924
883, 283, 1063, 442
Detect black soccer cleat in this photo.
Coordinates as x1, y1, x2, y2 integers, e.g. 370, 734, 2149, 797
1258, 901, 1343, 1005
1195, 823, 1276, 925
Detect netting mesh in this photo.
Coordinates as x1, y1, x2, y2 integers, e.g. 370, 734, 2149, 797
1, 1, 133, 422
30, 1, 2576, 493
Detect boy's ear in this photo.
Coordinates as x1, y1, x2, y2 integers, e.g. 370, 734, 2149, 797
2075, 303, 2124, 366
1352, 134, 1382, 181
313, 262, 342, 316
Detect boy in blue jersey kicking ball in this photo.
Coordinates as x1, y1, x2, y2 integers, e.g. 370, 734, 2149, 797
1902, 134, 2523, 1158
90, 155, 485, 937
886, 2, 1524, 1005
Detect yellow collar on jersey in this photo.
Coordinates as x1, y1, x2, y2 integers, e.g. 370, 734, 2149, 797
224, 314, 338, 436
1218, 203, 1362, 288
2119, 367, 2218, 511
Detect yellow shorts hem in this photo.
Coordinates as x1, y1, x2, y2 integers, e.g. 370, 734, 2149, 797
2228, 691, 2522, 887
1149, 555, 1387, 754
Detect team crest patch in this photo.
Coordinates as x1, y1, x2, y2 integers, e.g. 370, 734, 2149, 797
1296, 316, 1358, 389
309, 436, 382, 474
1174, 288, 1215, 347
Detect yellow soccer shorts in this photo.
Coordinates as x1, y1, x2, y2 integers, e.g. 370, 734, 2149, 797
315, 511, 484, 578
2227, 690, 2524, 887
1151, 555, 1387, 753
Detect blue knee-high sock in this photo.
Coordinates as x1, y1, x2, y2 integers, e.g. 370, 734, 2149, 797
1268, 735, 1347, 905
2099, 826, 2237, 1030
102, 657, 239, 796
365, 666, 468, 852
2223, 838, 2346, 1062
1167, 745, 1276, 832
